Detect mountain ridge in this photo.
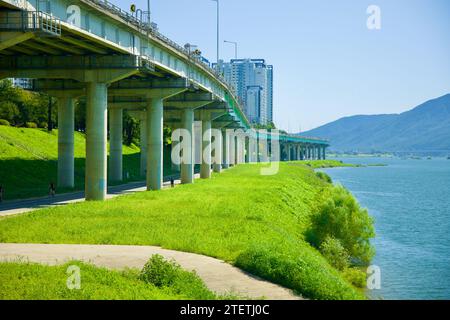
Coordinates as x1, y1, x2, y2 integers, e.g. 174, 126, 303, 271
300, 94, 450, 154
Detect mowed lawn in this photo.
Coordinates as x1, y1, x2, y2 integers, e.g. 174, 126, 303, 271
0, 161, 364, 299
0, 125, 141, 200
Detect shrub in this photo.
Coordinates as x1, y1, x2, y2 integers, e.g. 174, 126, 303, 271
235, 244, 364, 300
0, 119, 10, 126
307, 185, 375, 266
0, 101, 19, 124
139, 255, 215, 300
25, 122, 38, 128
316, 171, 332, 183
342, 267, 367, 288
319, 236, 349, 270
38, 122, 48, 129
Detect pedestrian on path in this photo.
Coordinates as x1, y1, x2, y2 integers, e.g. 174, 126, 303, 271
49, 182, 56, 197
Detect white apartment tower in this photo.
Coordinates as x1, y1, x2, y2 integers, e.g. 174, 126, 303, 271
215, 59, 273, 125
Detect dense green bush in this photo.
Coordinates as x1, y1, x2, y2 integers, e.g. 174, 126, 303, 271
0, 101, 19, 123
38, 121, 48, 129
319, 236, 349, 270
25, 122, 38, 128
342, 267, 367, 288
139, 255, 216, 300
0, 119, 10, 126
316, 171, 332, 183
235, 244, 364, 300
307, 185, 375, 266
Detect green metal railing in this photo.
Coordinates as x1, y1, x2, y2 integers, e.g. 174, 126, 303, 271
0, 10, 61, 36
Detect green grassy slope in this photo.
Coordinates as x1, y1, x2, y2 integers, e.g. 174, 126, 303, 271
0, 260, 222, 300
0, 126, 141, 200
0, 161, 365, 300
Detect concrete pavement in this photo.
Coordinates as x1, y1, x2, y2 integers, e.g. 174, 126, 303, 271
0, 243, 302, 300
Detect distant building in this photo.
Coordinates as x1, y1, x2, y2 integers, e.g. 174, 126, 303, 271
10, 78, 31, 89
213, 59, 273, 125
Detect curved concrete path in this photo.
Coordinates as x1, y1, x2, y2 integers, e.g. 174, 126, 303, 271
0, 243, 301, 300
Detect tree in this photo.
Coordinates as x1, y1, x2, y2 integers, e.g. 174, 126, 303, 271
0, 101, 20, 124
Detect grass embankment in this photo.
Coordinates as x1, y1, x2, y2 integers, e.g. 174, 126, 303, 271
0, 126, 143, 200
0, 255, 225, 300
0, 161, 370, 300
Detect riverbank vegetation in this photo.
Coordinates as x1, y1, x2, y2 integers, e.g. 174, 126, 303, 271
0, 161, 374, 300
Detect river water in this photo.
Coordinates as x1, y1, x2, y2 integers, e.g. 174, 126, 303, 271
322, 157, 450, 300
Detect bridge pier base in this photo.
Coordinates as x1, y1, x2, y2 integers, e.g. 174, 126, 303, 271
201, 113, 212, 179
85, 82, 108, 201
146, 98, 164, 191
57, 97, 75, 188
181, 109, 194, 184
109, 108, 123, 182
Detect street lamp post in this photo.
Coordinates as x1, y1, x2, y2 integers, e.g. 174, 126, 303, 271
224, 40, 237, 59
211, 0, 220, 67
147, 0, 151, 25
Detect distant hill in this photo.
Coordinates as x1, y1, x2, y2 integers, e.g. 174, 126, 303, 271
301, 94, 450, 154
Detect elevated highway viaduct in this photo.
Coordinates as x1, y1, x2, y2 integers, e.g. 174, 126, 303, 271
0, 0, 329, 201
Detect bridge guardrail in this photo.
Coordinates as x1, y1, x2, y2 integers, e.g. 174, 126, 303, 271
0, 10, 61, 36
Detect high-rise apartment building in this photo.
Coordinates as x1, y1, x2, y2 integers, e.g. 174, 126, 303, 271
214, 59, 273, 125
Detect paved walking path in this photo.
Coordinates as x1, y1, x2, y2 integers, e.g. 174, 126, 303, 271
0, 175, 200, 217
0, 243, 301, 300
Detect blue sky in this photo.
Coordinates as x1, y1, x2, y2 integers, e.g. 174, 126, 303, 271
120, 0, 450, 131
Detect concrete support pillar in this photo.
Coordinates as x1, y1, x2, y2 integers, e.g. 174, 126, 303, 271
245, 137, 250, 163
229, 133, 235, 166
171, 125, 181, 175
201, 114, 212, 179
109, 108, 123, 182
238, 136, 245, 164
234, 135, 239, 165
146, 98, 164, 191
140, 114, 147, 177
322, 146, 326, 160
287, 144, 291, 161
85, 82, 108, 201
213, 131, 222, 173
222, 129, 229, 169
236, 137, 241, 164
181, 109, 194, 184
249, 136, 257, 163
57, 97, 75, 188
